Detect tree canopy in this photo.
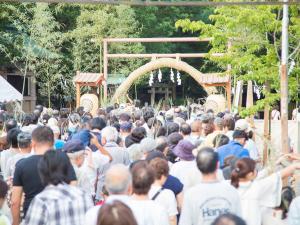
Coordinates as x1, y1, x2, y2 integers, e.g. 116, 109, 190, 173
176, 5, 300, 115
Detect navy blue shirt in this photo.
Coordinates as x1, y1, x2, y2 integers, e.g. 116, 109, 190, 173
163, 175, 183, 196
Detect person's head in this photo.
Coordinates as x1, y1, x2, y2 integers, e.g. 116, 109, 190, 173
180, 123, 192, 136
5, 119, 17, 132
90, 117, 107, 131
214, 117, 224, 131
97, 200, 138, 225
156, 126, 167, 137
143, 110, 155, 123
42, 114, 50, 125
277, 186, 295, 219
128, 144, 143, 162
167, 132, 183, 147
191, 120, 202, 135
7, 128, 22, 148
223, 118, 235, 132
173, 139, 195, 161
201, 116, 214, 136
212, 213, 246, 225
213, 134, 230, 148
63, 139, 85, 167
0, 179, 8, 208
32, 112, 40, 124
38, 150, 72, 186
140, 137, 157, 156
231, 158, 256, 188
101, 126, 119, 144
125, 127, 147, 148
232, 130, 248, 146
166, 122, 180, 135
131, 160, 155, 195
105, 164, 132, 195
149, 157, 169, 185
17, 132, 32, 151
247, 130, 254, 139
120, 122, 132, 133
155, 136, 169, 155
119, 113, 131, 124
196, 147, 219, 175
22, 114, 33, 126
31, 126, 54, 152
235, 119, 250, 133
35, 105, 44, 114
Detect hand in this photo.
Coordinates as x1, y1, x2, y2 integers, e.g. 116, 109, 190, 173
90, 133, 100, 146
286, 153, 300, 161
275, 154, 290, 165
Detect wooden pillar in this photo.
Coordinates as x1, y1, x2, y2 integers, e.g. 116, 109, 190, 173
263, 81, 271, 166
172, 84, 176, 100
227, 41, 232, 111
165, 87, 169, 100
226, 82, 231, 110
76, 83, 81, 109
246, 80, 254, 126
103, 40, 108, 102
150, 87, 155, 106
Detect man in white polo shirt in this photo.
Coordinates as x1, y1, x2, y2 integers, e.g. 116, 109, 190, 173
179, 147, 241, 225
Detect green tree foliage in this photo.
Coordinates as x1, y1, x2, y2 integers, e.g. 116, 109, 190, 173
69, 4, 144, 75
176, 5, 300, 116
29, 3, 65, 108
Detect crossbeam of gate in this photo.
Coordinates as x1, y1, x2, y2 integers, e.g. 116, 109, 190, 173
102, 37, 227, 101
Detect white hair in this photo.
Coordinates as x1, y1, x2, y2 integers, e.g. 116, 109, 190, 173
101, 126, 119, 143
127, 144, 143, 162
105, 164, 132, 195
67, 150, 85, 160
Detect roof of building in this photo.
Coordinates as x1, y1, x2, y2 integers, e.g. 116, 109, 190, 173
74, 72, 104, 85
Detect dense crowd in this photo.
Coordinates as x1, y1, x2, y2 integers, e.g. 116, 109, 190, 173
0, 102, 299, 225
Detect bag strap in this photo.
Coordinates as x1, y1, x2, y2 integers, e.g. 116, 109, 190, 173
151, 187, 164, 200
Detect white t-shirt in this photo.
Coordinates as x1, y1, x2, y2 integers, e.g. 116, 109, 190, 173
179, 180, 241, 225
148, 185, 178, 217
170, 160, 224, 191
73, 163, 96, 197
5, 153, 31, 179
244, 139, 259, 160
92, 151, 110, 167
1, 149, 18, 180
129, 199, 170, 225
288, 196, 300, 225
237, 172, 282, 225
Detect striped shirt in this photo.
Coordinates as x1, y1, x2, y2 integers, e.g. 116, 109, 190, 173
24, 183, 93, 225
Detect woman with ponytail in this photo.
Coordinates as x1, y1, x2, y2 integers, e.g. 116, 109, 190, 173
230, 157, 300, 225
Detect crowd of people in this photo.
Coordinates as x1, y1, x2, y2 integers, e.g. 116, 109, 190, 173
0, 102, 299, 225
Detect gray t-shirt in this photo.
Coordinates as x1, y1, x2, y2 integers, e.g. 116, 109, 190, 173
179, 180, 241, 225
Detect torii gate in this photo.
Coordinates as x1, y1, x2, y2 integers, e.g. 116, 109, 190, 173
102, 37, 232, 107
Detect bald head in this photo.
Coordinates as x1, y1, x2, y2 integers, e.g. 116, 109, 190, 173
105, 164, 132, 195
196, 147, 218, 174
191, 120, 202, 133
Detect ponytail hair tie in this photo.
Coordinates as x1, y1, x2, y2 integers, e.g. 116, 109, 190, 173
235, 167, 240, 173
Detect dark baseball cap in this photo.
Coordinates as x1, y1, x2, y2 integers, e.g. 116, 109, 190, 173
62, 139, 85, 153
233, 130, 248, 140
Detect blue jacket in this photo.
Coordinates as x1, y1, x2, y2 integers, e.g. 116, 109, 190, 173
217, 140, 250, 167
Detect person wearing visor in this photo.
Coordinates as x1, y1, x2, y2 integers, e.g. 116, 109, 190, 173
63, 139, 96, 198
